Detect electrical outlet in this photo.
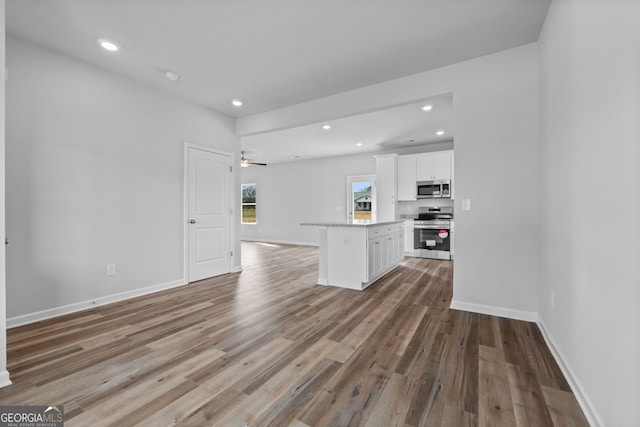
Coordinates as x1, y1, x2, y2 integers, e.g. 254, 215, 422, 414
550, 290, 556, 309
106, 264, 117, 277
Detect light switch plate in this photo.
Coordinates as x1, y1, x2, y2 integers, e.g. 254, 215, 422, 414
462, 199, 471, 211
106, 264, 117, 276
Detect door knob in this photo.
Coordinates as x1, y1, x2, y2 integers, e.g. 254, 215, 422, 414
189, 219, 196, 224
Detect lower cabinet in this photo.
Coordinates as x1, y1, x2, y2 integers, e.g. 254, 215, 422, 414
384, 234, 394, 271
396, 230, 404, 262
367, 223, 404, 283
403, 221, 415, 255
320, 222, 405, 291
367, 236, 383, 279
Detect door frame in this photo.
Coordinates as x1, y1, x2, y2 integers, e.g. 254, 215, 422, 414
346, 174, 376, 222
183, 143, 236, 284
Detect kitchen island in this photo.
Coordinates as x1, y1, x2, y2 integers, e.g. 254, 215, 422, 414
301, 220, 405, 290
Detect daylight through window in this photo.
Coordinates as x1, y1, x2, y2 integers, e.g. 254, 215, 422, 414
241, 183, 256, 223
352, 181, 372, 221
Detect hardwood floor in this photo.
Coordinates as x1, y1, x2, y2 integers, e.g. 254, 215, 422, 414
0, 242, 588, 426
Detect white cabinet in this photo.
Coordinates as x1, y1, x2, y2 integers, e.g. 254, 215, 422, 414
367, 222, 404, 283
368, 226, 385, 279
377, 200, 395, 225
397, 156, 417, 201
432, 151, 451, 180
416, 151, 452, 181
383, 233, 395, 271
450, 152, 455, 199
394, 229, 404, 264
404, 221, 414, 255
307, 221, 405, 291
368, 237, 383, 278
375, 154, 398, 222
397, 151, 454, 200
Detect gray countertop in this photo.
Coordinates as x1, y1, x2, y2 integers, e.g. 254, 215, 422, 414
300, 220, 405, 228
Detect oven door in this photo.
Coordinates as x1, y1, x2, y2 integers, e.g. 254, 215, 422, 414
413, 227, 451, 259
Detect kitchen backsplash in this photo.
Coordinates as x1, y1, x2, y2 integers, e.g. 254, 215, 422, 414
398, 198, 454, 218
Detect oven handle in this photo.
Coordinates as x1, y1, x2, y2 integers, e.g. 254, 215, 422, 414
413, 226, 451, 230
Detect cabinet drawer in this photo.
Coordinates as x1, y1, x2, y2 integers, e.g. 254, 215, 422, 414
368, 223, 403, 240
383, 223, 403, 233
368, 225, 387, 239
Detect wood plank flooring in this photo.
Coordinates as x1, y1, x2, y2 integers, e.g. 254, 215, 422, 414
0, 241, 589, 426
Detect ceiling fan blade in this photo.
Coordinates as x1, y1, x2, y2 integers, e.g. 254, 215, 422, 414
248, 162, 267, 166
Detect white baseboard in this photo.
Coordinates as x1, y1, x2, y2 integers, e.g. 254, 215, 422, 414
0, 370, 11, 388
231, 265, 243, 273
449, 299, 539, 322
7, 279, 186, 329
241, 237, 319, 247
451, 299, 602, 426
537, 319, 603, 427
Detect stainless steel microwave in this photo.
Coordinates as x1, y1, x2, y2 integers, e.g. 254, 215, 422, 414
417, 180, 451, 199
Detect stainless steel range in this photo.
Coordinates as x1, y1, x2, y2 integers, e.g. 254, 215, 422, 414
413, 206, 453, 260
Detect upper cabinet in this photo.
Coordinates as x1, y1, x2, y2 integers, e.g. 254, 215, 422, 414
397, 156, 417, 201
397, 150, 454, 201
416, 151, 452, 181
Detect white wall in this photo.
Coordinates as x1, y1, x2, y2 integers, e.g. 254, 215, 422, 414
539, 1, 640, 425
238, 43, 541, 317
5, 36, 241, 322
453, 47, 540, 318
240, 153, 376, 245
0, 0, 10, 387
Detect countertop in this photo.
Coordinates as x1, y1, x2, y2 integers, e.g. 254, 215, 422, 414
300, 220, 405, 228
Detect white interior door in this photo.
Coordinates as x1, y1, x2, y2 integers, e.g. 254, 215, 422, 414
187, 147, 231, 282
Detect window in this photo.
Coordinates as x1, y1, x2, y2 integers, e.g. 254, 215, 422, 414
241, 183, 256, 224
346, 175, 376, 223
352, 181, 373, 221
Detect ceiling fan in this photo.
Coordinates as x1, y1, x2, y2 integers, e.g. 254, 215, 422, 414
240, 151, 267, 167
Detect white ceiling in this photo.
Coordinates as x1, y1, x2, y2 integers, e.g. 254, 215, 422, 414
6, 1, 550, 165
241, 93, 454, 165
6, 0, 550, 118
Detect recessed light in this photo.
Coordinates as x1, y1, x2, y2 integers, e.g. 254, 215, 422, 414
356, 142, 363, 147
97, 39, 119, 52
436, 130, 445, 136
231, 99, 243, 108
164, 71, 180, 81
322, 124, 331, 130
293, 155, 301, 159
421, 105, 433, 111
